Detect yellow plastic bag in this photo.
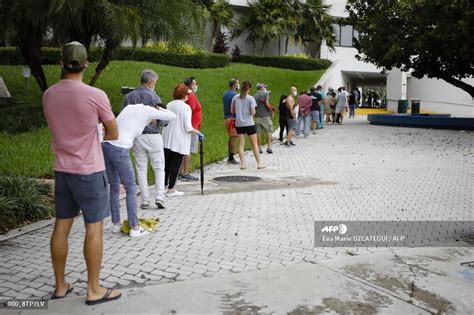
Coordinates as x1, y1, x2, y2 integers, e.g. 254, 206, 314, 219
121, 217, 160, 235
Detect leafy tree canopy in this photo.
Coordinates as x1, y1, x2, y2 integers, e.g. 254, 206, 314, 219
347, 0, 474, 97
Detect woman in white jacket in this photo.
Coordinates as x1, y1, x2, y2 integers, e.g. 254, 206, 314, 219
162, 84, 203, 197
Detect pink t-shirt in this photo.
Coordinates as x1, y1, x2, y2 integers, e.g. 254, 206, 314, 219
43, 79, 115, 174
298, 94, 312, 116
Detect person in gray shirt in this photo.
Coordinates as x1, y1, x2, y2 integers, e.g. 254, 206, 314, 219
254, 83, 275, 154
231, 80, 265, 170
122, 69, 167, 209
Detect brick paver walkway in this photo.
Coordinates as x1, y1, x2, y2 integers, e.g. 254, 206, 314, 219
0, 116, 472, 299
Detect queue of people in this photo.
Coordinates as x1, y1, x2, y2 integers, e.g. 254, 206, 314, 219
42, 41, 359, 306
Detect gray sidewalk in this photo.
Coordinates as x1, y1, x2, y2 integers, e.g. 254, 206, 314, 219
0, 116, 472, 313
8, 247, 474, 314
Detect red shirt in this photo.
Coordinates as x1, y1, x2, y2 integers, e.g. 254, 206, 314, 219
186, 91, 202, 130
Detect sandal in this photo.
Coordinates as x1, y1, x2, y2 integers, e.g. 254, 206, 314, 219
85, 288, 122, 306
51, 283, 73, 300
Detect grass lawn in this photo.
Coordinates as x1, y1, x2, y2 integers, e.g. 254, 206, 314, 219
0, 61, 325, 178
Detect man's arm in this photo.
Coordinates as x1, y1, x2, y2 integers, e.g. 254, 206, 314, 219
102, 118, 119, 140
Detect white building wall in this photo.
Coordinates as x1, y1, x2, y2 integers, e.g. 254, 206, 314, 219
386, 68, 407, 112
406, 77, 474, 117
318, 44, 382, 90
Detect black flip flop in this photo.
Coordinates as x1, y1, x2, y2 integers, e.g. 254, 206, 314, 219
85, 288, 122, 306
51, 284, 73, 300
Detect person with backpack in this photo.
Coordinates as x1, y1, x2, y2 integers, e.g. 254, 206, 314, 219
254, 83, 275, 154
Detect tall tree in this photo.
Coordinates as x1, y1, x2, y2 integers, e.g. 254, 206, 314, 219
138, 0, 206, 48
233, 0, 287, 55
347, 0, 474, 98
207, 0, 234, 52
7, 0, 64, 92
295, 0, 335, 56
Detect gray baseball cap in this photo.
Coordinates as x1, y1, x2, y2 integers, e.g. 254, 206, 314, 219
62, 41, 87, 71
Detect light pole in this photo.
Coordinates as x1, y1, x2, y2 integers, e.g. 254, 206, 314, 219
21, 68, 31, 95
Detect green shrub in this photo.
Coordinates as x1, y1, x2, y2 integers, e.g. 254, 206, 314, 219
0, 105, 47, 134
238, 55, 331, 70
0, 176, 53, 234
146, 41, 205, 54
0, 47, 229, 68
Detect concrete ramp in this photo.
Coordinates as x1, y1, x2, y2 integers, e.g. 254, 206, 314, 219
0, 77, 12, 105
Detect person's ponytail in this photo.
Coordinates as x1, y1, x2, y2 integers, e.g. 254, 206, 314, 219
240, 80, 252, 99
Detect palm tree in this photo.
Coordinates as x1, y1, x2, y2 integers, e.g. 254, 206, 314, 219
233, 0, 287, 55
138, 0, 206, 48
208, 0, 234, 52
7, 0, 65, 92
295, 0, 336, 57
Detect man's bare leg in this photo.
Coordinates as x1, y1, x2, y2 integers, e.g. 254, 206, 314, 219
228, 136, 238, 161
180, 155, 191, 175
84, 221, 120, 301
51, 218, 74, 296
267, 132, 272, 149
287, 129, 294, 143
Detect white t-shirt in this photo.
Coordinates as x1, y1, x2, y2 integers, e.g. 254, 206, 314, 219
162, 100, 195, 155
105, 103, 176, 149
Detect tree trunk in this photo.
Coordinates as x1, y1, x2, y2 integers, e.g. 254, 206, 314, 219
210, 22, 219, 52
18, 25, 48, 92
441, 76, 474, 98
141, 34, 148, 48
285, 36, 289, 54
89, 43, 117, 86
278, 38, 281, 55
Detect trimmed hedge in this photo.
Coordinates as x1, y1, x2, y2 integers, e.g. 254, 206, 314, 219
0, 47, 230, 69
238, 55, 331, 70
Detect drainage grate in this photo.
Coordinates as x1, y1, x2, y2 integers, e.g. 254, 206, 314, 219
213, 175, 262, 182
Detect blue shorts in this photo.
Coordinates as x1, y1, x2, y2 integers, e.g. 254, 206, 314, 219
54, 171, 110, 223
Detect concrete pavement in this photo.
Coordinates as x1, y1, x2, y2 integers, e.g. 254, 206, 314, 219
0, 116, 472, 314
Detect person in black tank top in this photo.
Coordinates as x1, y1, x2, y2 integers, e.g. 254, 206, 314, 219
278, 95, 288, 142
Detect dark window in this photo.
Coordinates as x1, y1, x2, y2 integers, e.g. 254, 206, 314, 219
333, 24, 358, 47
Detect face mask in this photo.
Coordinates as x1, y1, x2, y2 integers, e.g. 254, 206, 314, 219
293, 91, 297, 96
193, 85, 198, 93
236, 84, 240, 90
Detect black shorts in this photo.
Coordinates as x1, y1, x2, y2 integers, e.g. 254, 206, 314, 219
54, 171, 110, 223
236, 125, 257, 135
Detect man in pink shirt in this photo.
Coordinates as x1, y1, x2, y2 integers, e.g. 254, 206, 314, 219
295, 90, 313, 138
43, 41, 121, 305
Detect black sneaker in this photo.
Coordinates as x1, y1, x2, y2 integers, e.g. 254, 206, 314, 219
181, 173, 198, 181
290, 141, 296, 146
266, 147, 273, 154
227, 159, 239, 164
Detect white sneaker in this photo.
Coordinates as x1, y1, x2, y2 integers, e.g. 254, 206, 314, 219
166, 190, 184, 197
112, 223, 122, 233
155, 199, 165, 209
129, 226, 151, 238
